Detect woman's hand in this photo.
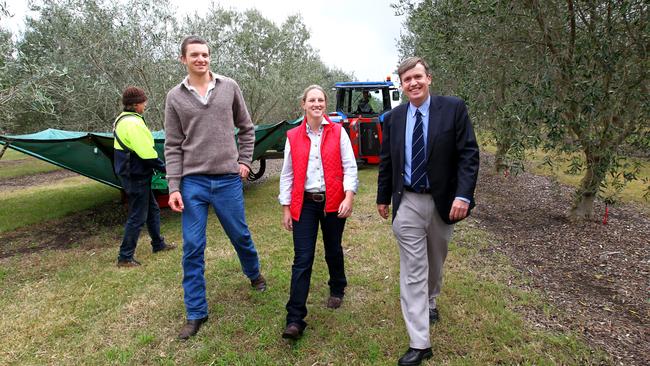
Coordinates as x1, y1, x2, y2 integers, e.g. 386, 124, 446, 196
282, 205, 293, 231
337, 191, 355, 218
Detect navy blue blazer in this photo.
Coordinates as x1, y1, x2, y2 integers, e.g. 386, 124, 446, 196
376, 95, 480, 224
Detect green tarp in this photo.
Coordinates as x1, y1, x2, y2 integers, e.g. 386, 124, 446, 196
0, 119, 300, 191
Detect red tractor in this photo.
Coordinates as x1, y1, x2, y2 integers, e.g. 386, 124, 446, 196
329, 79, 401, 164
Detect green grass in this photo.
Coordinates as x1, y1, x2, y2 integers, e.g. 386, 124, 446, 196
0, 149, 62, 179
1, 148, 31, 161
0, 176, 120, 233
0, 169, 608, 365
529, 152, 650, 205
480, 142, 650, 207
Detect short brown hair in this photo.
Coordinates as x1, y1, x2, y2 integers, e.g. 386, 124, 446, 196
300, 84, 328, 103
397, 57, 431, 78
180, 35, 209, 57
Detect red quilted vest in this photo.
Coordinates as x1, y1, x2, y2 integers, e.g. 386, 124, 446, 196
287, 115, 345, 221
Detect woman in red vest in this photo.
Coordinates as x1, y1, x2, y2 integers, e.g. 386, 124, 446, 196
278, 85, 358, 340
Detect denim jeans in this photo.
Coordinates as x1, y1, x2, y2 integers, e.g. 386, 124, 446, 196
118, 174, 165, 261
286, 198, 347, 328
181, 174, 261, 320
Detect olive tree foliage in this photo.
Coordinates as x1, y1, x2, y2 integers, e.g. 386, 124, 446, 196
397, 0, 649, 220
181, 6, 350, 124
522, 0, 648, 219
0, 1, 23, 129
0, 0, 180, 132
396, 0, 544, 174
0, 0, 350, 134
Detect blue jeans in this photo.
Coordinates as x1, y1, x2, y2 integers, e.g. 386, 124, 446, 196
118, 175, 165, 261
181, 174, 261, 320
286, 198, 347, 328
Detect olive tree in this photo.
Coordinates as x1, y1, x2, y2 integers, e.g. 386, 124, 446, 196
521, 0, 648, 219
396, 0, 544, 174
398, 0, 649, 220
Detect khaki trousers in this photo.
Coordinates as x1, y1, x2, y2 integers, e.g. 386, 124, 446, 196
392, 191, 454, 349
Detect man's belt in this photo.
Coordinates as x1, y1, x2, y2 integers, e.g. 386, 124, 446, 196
304, 192, 326, 202
404, 185, 431, 194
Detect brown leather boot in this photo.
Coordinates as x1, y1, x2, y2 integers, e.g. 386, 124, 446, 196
178, 316, 208, 340
326, 296, 343, 309
250, 274, 267, 292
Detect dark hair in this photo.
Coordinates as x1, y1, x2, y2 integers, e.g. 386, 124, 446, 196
180, 35, 209, 57
397, 57, 431, 78
122, 86, 147, 111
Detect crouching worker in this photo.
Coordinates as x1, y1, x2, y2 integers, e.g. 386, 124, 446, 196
114, 86, 176, 267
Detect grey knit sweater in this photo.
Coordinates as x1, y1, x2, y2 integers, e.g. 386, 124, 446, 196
164, 73, 255, 193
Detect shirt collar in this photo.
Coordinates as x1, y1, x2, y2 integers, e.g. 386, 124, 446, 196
181, 71, 220, 90
408, 96, 431, 118
305, 118, 329, 133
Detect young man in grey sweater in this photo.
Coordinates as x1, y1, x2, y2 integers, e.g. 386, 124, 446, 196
164, 35, 267, 340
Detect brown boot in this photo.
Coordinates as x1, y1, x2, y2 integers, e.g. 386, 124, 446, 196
153, 243, 177, 253
250, 274, 267, 292
117, 258, 142, 267
178, 316, 208, 340
281, 323, 304, 340
326, 296, 343, 309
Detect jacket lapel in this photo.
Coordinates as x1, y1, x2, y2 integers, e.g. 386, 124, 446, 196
426, 95, 442, 160
393, 104, 408, 170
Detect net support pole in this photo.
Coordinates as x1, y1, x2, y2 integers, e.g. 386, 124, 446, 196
0, 142, 9, 160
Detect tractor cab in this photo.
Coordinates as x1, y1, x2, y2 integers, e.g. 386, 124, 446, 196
330, 80, 401, 164
334, 80, 399, 119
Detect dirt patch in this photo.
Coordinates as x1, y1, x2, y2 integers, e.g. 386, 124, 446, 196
0, 201, 126, 258
471, 154, 649, 366
0, 170, 77, 192
0, 159, 27, 167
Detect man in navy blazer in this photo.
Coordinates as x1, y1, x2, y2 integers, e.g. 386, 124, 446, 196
377, 57, 479, 366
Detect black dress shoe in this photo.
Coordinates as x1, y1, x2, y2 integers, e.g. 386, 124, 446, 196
178, 316, 208, 340
281, 323, 304, 340
429, 308, 439, 324
398, 347, 433, 366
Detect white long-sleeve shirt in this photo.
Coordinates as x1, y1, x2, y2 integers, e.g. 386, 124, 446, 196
278, 120, 358, 205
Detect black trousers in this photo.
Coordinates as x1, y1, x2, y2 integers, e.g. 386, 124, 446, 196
285, 199, 347, 328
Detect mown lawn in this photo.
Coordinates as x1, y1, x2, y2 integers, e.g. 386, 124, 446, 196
0, 149, 62, 179
0, 169, 608, 365
0, 176, 120, 233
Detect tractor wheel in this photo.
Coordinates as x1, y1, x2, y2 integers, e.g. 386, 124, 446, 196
247, 159, 266, 181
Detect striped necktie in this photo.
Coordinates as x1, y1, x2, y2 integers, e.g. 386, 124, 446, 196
411, 109, 427, 192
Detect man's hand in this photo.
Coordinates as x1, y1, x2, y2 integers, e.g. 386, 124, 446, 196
377, 204, 390, 219
239, 163, 250, 179
282, 205, 293, 231
168, 191, 184, 212
449, 198, 469, 221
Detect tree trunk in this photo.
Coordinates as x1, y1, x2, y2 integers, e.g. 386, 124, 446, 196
569, 152, 608, 221
570, 190, 596, 221
494, 140, 509, 174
